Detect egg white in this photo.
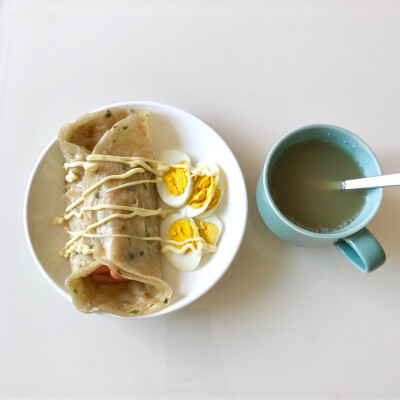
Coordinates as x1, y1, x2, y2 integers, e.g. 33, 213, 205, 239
160, 213, 202, 272
180, 159, 220, 218
156, 149, 193, 208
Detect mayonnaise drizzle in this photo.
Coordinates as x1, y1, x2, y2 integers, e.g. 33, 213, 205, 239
66, 232, 217, 256
65, 170, 79, 183
106, 177, 162, 193
64, 205, 169, 221
65, 242, 94, 256
58, 153, 219, 257
64, 155, 218, 178
64, 161, 85, 169
59, 206, 167, 257
65, 167, 145, 213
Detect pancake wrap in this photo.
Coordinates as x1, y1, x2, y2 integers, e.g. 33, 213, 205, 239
58, 108, 172, 316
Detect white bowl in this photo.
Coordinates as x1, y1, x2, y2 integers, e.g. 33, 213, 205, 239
24, 101, 248, 318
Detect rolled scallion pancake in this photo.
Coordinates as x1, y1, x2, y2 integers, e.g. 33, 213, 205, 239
58, 108, 172, 316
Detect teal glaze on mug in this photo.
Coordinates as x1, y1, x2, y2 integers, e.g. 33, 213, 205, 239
256, 124, 386, 272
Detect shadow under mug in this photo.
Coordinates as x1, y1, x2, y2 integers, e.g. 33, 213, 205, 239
256, 124, 386, 272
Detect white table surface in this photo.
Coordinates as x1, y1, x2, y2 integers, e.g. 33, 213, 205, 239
1, 0, 400, 398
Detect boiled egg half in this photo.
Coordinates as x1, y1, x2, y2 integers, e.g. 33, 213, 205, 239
160, 213, 222, 272
195, 172, 225, 219
180, 159, 220, 218
156, 149, 193, 207
160, 213, 202, 272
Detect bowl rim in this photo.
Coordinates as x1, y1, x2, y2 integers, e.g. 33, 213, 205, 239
24, 101, 248, 319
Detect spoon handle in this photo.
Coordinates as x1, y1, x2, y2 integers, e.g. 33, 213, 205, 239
343, 173, 400, 190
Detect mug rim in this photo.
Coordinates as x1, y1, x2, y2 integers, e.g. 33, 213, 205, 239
262, 124, 383, 240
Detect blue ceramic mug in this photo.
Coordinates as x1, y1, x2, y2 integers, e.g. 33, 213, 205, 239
256, 124, 386, 272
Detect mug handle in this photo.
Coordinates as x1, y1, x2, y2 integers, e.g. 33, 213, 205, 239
335, 228, 386, 273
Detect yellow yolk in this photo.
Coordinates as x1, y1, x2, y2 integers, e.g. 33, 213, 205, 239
196, 220, 219, 245
164, 162, 188, 196
170, 219, 198, 253
188, 175, 216, 209
206, 187, 220, 210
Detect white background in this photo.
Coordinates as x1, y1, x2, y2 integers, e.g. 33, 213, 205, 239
1, 0, 400, 398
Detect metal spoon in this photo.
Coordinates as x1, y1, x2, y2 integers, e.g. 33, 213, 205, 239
340, 173, 400, 190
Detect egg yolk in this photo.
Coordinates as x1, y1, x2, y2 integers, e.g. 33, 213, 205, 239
170, 219, 198, 253
164, 162, 188, 196
196, 221, 219, 245
206, 187, 221, 210
188, 175, 217, 209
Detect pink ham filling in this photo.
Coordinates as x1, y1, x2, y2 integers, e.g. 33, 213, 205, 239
91, 265, 129, 283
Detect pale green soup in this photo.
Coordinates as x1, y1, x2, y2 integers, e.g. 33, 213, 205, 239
270, 140, 367, 233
